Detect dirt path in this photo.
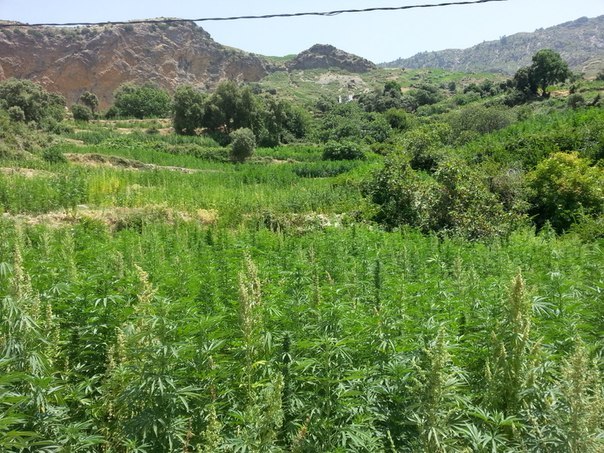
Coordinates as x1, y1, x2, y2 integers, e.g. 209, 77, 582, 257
2, 206, 218, 229
64, 153, 210, 174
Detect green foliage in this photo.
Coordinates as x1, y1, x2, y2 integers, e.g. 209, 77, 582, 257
530, 49, 572, 96
7, 105, 25, 122
400, 123, 452, 172
113, 82, 171, 119
70, 103, 93, 122
79, 91, 99, 114
366, 155, 517, 238
512, 49, 571, 100
527, 152, 604, 232
172, 85, 206, 135
567, 93, 585, 109
448, 105, 514, 137
0, 78, 65, 126
230, 127, 256, 163
316, 102, 392, 143
322, 141, 365, 161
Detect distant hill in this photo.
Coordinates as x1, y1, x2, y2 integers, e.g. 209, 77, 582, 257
381, 16, 604, 76
286, 44, 376, 73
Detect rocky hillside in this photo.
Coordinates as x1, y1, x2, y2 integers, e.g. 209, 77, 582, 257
0, 21, 275, 108
287, 44, 376, 73
382, 15, 604, 76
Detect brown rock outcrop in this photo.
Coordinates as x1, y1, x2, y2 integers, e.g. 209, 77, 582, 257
0, 21, 275, 109
287, 44, 376, 73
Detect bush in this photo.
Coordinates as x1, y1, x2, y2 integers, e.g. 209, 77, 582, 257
322, 141, 365, 161
567, 93, 585, 109
112, 83, 171, 119
365, 155, 517, 238
42, 147, 67, 164
527, 152, 604, 232
230, 128, 256, 163
401, 123, 452, 172
448, 105, 514, 136
71, 104, 93, 122
364, 153, 439, 231
7, 105, 25, 122
0, 78, 65, 126
172, 85, 206, 135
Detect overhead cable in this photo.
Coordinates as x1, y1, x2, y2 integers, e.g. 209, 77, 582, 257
0, 0, 507, 28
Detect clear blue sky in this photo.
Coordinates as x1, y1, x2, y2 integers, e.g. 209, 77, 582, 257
1, 0, 603, 62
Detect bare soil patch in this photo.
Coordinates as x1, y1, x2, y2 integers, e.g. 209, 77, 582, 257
65, 153, 202, 174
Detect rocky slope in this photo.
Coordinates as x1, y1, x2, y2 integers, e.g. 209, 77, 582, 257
287, 44, 376, 73
0, 21, 275, 108
381, 15, 604, 76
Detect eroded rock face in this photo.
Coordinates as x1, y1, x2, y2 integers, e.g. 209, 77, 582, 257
287, 44, 376, 73
0, 21, 274, 108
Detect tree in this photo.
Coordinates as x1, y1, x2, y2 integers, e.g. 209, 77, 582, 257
113, 83, 171, 119
71, 104, 93, 122
530, 49, 571, 97
230, 128, 256, 163
512, 50, 570, 99
172, 85, 206, 135
79, 91, 99, 115
0, 78, 65, 126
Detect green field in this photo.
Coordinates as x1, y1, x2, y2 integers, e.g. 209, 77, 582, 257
1, 66, 603, 451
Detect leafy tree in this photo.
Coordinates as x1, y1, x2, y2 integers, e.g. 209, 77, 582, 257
512, 49, 570, 99
113, 83, 171, 118
230, 127, 256, 163
71, 104, 93, 122
530, 49, 571, 97
172, 85, 206, 135
0, 78, 65, 126
527, 152, 604, 232
79, 91, 99, 115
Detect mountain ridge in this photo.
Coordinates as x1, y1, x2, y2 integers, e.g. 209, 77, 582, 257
380, 15, 604, 76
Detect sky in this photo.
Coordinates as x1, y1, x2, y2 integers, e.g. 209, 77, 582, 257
1, 0, 603, 63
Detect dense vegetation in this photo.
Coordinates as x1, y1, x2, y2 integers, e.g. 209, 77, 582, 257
0, 49, 603, 451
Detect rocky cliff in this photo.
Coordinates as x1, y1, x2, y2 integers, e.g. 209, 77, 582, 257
287, 44, 376, 73
0, 21, 275, 108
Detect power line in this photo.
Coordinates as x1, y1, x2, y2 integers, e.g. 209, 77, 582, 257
0, 0, 507, 28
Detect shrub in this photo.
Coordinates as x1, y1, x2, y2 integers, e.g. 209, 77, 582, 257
401, 123, 452, 172
0, 78, 65, 126
71, 104, 93, 122
7, 106, 25, 122
448, 105, 514, 137
172, 85, 206, 135
79, 91, 99, 115
567, 93, 585, 109
322, 141, 365, 161
230, 128, 256, 163
527, 152, 604, 232
112, 83, 171, 119
42, 147, 67, 164
364, 152, 439, 230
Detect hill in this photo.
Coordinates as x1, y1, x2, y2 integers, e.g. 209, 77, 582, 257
0, 22, 378, 109
381, 15, 604, 76
286, 44, 376, 73
0, 21, 274, 108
